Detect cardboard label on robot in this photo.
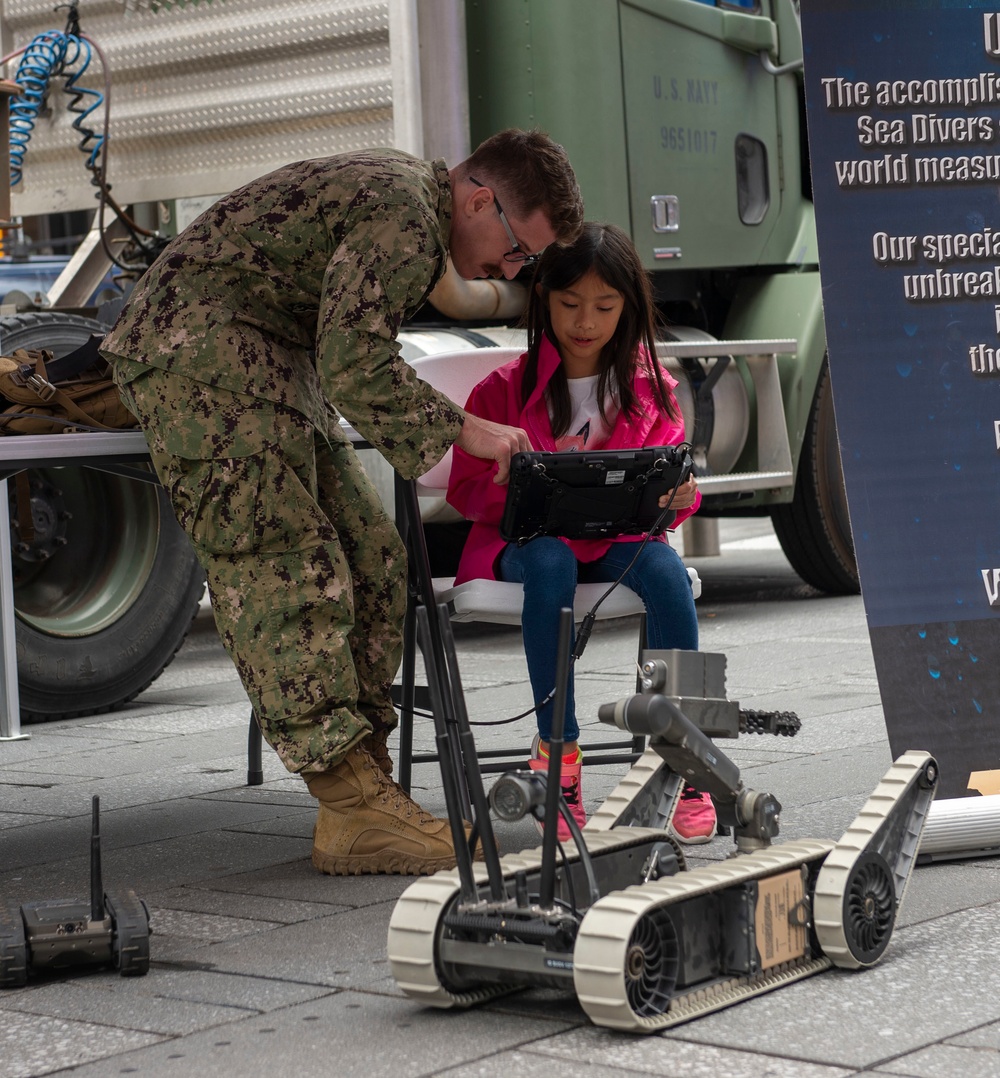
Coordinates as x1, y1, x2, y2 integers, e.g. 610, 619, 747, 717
755, 869, 807, 971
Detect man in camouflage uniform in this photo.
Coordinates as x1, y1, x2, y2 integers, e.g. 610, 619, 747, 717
101, 129, 583, 876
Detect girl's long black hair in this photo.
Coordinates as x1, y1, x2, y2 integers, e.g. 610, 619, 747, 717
522, 221, 678, 436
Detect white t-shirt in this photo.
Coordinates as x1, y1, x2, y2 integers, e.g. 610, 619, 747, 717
552, 374, 618, 451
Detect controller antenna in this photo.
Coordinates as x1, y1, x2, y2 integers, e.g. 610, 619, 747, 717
90, 795, 105, 922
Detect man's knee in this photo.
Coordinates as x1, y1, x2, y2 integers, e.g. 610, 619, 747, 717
348, 521, 407, 626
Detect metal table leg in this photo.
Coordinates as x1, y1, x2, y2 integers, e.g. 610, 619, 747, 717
0, 478, 27, 741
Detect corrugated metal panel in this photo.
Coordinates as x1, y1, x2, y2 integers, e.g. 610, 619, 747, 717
1, 0, 396, 214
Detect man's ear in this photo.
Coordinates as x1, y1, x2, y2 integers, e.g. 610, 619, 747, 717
463, 181, 492, 217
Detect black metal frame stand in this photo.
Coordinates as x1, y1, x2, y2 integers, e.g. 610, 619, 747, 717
393, 472, 643, 792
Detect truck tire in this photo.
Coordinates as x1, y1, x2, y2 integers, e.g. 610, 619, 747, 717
0, 311, 206, 720
771, 358, 860, 595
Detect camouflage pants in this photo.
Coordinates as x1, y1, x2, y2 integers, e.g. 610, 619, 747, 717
121, 368, 407, 775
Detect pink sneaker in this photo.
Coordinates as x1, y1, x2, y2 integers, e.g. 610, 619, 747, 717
670, 784, 717, 845
529, 735, 586, 841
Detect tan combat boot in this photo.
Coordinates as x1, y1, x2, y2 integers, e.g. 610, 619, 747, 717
305, 743, 461, 876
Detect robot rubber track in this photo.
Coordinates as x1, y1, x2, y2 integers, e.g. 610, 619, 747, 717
388, 750, 937, 1032
573, 839, 834, 1031
389, 827, 670, 1009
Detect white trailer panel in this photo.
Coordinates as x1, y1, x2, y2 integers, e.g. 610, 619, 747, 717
1, 0, 400, 214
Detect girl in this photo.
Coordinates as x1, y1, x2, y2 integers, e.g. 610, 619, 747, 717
446, 222, 713, 844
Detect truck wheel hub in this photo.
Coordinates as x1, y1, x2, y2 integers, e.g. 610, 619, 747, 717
9, 476, 69, 567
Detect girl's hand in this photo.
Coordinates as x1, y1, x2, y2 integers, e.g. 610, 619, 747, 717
659, 475, 698, 510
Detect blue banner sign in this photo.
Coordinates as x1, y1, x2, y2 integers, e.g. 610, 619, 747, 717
801, 0, 1000, 799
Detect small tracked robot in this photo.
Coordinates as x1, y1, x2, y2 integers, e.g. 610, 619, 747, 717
0, 796, 150, 987
387, 605, 937, 1033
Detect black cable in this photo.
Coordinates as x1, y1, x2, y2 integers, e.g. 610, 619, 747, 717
572, 457, 689, 661
68, 26, 166, 274
556, 836, 578, 916
400, 447, 693, 729
57, 2, 82, 39
466, 462, 688, 725
558, 801, 600, 906
394, 699, 531, 726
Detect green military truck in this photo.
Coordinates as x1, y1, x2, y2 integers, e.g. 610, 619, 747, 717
0, 0, 846, 723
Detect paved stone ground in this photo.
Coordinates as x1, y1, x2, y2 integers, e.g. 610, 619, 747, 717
1, 521, 998, 1078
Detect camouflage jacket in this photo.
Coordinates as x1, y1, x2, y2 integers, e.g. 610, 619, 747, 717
100, 150, 464, 478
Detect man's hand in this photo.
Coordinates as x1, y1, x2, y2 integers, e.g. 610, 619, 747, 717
456, 413, 531, 483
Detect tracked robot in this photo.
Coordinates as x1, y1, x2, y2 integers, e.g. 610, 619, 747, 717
387, 603, 937, 1033
0, 796, 150, 987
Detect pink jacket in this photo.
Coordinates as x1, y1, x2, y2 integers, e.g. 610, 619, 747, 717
447, 335, 700, 584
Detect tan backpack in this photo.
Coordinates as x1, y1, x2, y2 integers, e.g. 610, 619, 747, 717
0, 341, 139, 435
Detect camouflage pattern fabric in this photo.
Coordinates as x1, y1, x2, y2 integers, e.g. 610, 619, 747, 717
102, 150, 465, 479
102, 149, 469, 772
120, 367, 407, 774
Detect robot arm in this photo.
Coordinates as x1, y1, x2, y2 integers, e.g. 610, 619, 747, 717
598, 656, 782, 852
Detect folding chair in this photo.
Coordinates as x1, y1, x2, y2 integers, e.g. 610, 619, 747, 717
394, 347, 700, 791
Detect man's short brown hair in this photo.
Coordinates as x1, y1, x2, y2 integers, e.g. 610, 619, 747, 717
461, 129, 583, 244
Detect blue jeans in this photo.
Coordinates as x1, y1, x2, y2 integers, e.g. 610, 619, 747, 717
498, 537, 699, 743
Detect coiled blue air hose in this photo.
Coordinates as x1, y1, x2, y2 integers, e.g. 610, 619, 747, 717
9, 29, 105, 186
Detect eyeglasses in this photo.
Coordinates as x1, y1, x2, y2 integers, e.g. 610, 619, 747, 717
469, 176, 540, 266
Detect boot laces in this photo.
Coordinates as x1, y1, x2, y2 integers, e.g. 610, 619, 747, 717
362, 751, 437, 824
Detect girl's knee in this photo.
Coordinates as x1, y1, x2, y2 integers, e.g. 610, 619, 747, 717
636, 543, 687, 585
510, 537, 577, 582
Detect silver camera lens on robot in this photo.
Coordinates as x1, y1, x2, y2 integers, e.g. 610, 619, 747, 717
489, 772, 548, 822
